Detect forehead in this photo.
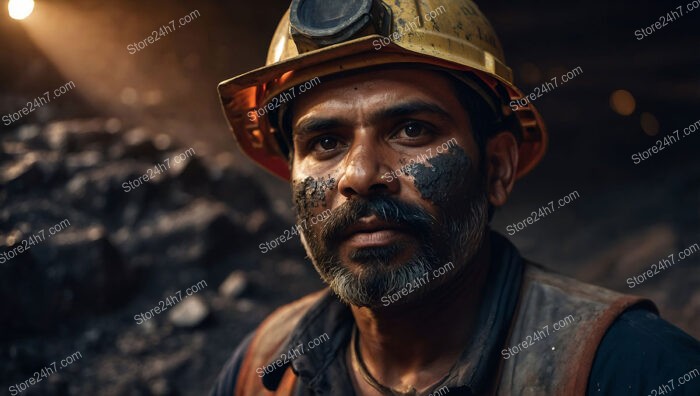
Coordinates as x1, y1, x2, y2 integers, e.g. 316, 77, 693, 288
289, 67, 463, 126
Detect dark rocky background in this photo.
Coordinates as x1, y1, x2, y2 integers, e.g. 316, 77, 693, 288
1, 0, 698, 395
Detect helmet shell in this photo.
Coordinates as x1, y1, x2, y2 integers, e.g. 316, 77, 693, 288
218, 0, 547, 180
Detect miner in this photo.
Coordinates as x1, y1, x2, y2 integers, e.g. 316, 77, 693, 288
210, 1, 700, 395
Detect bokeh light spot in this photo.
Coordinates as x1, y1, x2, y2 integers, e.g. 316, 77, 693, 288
641, 112, 660, 136
8, 0, 34, 20
610, 89, 636, 116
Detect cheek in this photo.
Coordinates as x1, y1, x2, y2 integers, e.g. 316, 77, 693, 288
292, 175, 337, 219
404, 146, 474, 207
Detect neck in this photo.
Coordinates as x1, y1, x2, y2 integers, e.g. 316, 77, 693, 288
349, 236, 492, 392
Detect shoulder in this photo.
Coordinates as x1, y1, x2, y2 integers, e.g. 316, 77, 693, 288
254, 289, 330, 340
524, 262, 649, 306
208, 290, 330, 396
501, 262, 659, 394
209, 331, 255, 396
588, 308, 700, 395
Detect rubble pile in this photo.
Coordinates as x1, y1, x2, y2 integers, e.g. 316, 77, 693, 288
0, 119, 322, 395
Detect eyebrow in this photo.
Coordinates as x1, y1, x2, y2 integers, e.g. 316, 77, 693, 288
293, 100, 453, 141
370, 100, 453, 124
293, 118, 346, 141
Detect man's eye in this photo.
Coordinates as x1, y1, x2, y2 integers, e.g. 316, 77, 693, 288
396, 122, 430, 139
312, 136, 339, 151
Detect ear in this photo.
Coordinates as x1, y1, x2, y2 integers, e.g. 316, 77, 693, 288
485, 131, 518, 207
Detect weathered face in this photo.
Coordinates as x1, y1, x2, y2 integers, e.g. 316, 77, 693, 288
289, 68, 492, 308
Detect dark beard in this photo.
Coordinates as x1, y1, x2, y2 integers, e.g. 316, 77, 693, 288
296, 188, 489, 308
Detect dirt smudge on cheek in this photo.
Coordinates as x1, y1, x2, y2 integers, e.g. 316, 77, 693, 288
292, 175, 337, 220
404, 146, 473, 207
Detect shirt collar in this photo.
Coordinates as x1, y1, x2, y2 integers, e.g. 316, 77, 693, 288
262, 231, 524, 394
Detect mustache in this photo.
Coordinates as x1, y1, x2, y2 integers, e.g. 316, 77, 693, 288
319, 195, 436, 245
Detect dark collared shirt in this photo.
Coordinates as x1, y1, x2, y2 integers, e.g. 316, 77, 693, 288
210, 233, 700, 395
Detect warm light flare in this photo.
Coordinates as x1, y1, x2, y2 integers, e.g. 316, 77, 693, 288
8, 0, 34, 20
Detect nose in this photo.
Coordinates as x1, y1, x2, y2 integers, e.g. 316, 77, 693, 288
336, 142, 398, 199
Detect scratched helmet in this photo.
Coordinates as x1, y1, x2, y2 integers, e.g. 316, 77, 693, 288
218, 0, 547, 180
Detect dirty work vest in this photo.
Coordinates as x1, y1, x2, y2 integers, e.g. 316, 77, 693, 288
234, 263, 656, 395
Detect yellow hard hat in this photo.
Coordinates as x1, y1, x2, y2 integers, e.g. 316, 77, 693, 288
218, 0, 547, 180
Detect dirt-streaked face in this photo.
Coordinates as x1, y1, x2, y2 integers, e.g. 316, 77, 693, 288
289, 67, 491, 308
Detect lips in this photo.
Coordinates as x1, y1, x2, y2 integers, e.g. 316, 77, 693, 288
339, 216, 410, 244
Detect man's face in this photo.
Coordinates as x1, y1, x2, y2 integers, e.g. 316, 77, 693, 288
289, 67, 490, 308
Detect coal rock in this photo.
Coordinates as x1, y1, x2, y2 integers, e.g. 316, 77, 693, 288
122, 198, 243, 267
0, 117, 310, 394
64, 150, 104, 174
65, 159, 161, 223
168, 295, 209, 328
169, 152, 211, 195
210, 167, 270, 214
43, 119, 121, 153
0, 225, 134, 336
1, 151, 70, 197
121, 127, 163, 160
218, 270, 248, 299
0, 199, 90, 235
1, 153, 44, 194
16, 124, 49, 150
148, 378, 174, 396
